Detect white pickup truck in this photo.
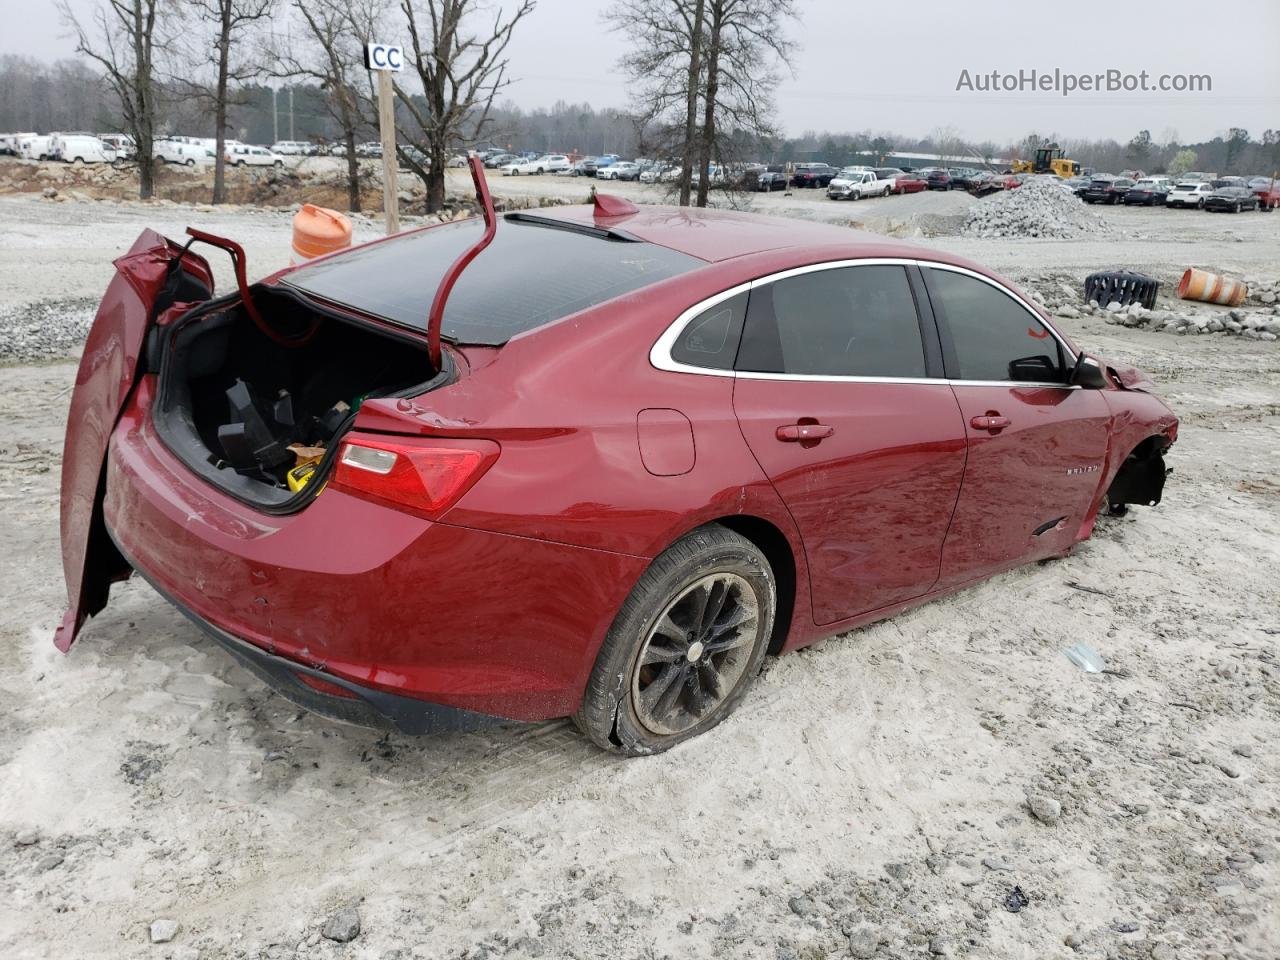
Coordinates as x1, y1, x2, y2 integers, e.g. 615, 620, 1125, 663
827, 168, 894, 200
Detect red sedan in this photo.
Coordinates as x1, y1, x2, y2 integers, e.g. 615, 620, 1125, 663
894, 171, 929, 193
56, 168, 1177, 755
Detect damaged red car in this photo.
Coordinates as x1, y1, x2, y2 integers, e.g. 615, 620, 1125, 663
56, 162, 1177, 755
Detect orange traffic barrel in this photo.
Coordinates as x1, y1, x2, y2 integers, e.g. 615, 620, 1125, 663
292, 204, 352, 262
1177, 267, 1247, 307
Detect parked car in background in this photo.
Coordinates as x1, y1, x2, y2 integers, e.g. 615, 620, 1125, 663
270, 141, 311, 155
872, 168, 902, 191
57, 135, 117, 164
893, 170, 929, 194
20, 135, 54, 160
924, 169, 953, 190
659, 164, 684, 183
356, 141, 383, 158
1203, 186, 1261, 213
790, 163, 837, 188
1250, 179, 1279, 211
579, 155, 619, 177
483, 153, 516, 168
968, 171, 1019, 196
0, 133, 37, 155
827, 169, 889, 200
754, 165, 788, 191
1165, 181, 1213, 209
56, 193, 1177, 755
1080, 177, 1134, 204
226, 144, 285, 168
1063, 176, 1090, 195
1123, 182, 1171, 206
639, 162, 673, 184
154, 139, 211, 166
948, 169, 986, 191
502, 154, 570, 175
597, 160, 641, 181
98, 134, 135, 159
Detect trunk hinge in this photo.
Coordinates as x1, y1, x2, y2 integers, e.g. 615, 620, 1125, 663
184, 227, 316, 346
426, 155, 496, 372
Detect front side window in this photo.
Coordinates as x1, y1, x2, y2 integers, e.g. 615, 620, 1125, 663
925, 268, 1068, 383
736, 265, 926, 378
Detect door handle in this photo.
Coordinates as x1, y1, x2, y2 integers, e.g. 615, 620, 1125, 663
970, 414, 1011, 431
776, 423, 835, 442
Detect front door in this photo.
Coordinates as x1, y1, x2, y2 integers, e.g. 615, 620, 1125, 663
920, 265, 1112, 586
731, 263, 967, 625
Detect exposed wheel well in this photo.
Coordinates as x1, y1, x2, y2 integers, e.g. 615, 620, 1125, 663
1107, 434, 1170, 508
713, 515, 797, 655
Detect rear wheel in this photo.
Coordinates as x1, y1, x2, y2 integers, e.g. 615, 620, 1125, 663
575, 525, 776, 756
185, 158, 195, 167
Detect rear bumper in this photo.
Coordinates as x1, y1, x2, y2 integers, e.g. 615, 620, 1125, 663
114, 536, 501, 735
100, 378, 648, 724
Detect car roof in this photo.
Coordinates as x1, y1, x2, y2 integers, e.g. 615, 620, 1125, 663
526, 203, 968, 265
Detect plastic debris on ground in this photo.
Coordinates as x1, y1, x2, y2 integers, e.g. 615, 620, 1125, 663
1063, 642, 1106, 673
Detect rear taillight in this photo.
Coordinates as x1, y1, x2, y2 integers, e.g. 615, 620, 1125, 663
329, 435, 499, 519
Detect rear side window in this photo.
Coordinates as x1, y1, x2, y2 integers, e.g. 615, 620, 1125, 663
736, 265, 926, 378
671, 292, 747, 370
925, 268, 1067, 383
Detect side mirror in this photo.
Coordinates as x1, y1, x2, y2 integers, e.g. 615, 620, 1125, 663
1070, 353, 1109, 389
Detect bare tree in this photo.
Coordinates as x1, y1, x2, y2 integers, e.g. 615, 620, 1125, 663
608, 0, 795, 208
58, 0, 169, 199
272, 0, 383, 212
174, 0, 275, 203
395, 0, 535, 213
693, 0, 795, 206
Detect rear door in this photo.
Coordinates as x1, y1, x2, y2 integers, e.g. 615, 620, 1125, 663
55, 231, 212, 650
731, 262, 967, 625
920, 265, 1112, 587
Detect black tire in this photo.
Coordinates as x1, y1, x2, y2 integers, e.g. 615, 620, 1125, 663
274, 159, 283, 168
575, 524, 776, 756
236, 159, 245, 167
1197, 198, 1204, 209
1233, 202, 1241, 213
185, 158, 195, 167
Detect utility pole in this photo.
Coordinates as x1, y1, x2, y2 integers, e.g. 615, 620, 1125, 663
272, 87, 278, 144
288, 87, 294, 141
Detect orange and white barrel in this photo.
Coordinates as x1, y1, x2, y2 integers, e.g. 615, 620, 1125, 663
1177, 267, 1247, 307
291, 204, 353, 263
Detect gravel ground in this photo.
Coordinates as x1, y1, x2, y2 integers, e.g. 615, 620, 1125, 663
0, 192, 1277, 960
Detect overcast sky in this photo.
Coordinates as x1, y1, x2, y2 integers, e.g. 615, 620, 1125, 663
7, 0, 1277, 145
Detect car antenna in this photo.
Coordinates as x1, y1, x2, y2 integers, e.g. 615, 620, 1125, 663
427, 155, 496, 372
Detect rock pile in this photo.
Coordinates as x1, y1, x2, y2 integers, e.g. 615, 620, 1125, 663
1014, 271, 1280, 342
963, 176, 1114, 239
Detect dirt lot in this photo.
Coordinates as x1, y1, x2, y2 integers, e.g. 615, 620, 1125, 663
0, 186, 1277, 960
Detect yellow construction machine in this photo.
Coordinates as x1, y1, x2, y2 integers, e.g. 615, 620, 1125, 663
1012, 143, 1080, 177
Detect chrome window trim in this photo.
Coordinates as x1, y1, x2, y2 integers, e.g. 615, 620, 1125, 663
648, 256, 1077, 386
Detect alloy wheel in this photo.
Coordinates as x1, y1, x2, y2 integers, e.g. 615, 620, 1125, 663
631, 572, 760, 736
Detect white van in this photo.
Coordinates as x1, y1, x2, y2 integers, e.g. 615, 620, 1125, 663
270, 140, 311, 155
98, 133, 136, 159
20, 135, 54, 160
1, 133, 37, 155
58, 135, 117, 164
153, 139, 214, 166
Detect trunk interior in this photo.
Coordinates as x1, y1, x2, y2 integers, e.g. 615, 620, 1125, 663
154, 286, 445, 510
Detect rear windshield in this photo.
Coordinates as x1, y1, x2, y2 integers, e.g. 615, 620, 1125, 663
284, 217, 704, 344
